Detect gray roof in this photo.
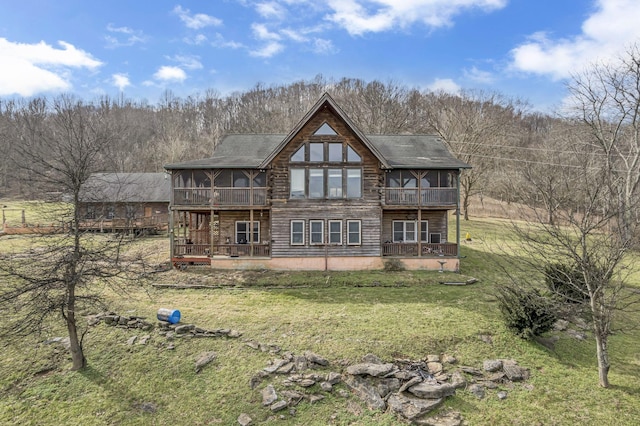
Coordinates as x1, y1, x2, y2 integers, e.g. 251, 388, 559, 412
165, 133, 470, 170
79, 173, 170, 203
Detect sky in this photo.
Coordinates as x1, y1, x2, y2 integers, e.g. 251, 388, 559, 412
1, 0, 639, 111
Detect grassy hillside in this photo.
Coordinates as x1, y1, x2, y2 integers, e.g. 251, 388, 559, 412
0, 215, 639, 425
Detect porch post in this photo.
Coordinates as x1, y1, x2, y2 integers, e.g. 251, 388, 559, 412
249, 208, 254, 257
169, 208, 175, 261
456, 169, 461, 260
417, 208, 422, 257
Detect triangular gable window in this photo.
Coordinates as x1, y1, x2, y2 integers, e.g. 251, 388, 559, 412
314, 123, 337, 136
291, 145, 305, 162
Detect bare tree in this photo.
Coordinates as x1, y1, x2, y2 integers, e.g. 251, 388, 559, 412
424, 90, 525, 220
567, 44, 640, 242
0, 96, 149, 370
509, 137, 639, 388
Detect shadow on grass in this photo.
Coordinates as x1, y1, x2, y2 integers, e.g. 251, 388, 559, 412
79, 365, 150, 414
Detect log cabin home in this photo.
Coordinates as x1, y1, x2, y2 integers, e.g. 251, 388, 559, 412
78, 173, 170, 234
165, 93, 470, 271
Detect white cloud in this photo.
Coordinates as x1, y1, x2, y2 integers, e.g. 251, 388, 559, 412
252, 23, 282, 41
464, 66, 495, 84
173, 5, 222, 29
427, 78, 461, 94
250, 41, 284, 58
313, 38, 338, 55
153, 66, 187, 82
325, 0, 506, 36
183, 34, 209, 45
0, 38, 102, 96
105, 23, 148, 48
169, 54, 203, 70
112, 73, 131, 91
510, 0, 640, 79
256, 2, 287, 20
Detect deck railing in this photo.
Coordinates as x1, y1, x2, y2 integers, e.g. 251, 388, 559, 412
381, 242, 457, 257
385, 188, 457, 206
173, 188, 268, 206
173, 243, 270, 257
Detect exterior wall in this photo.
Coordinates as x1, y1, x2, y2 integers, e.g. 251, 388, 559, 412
209, 256, 459, 271
80, 202, 169, 219
382, 210, 449, 242
217, 211, 271, 244
269, 107, 384, 258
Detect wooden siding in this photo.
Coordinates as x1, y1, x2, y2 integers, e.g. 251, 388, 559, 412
270, 205, 381, 257
381, 210, 449, 243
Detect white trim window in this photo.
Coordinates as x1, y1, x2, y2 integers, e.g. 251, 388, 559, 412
310, 220, 324, 244
290, 220, 305, 245
236, 221, 259, 244
393, 220, 429, 242
347, 220, 361, 245
328, 220, 342, 244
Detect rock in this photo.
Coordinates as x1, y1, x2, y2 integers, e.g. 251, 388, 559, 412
346, 362, 394, 377
426, 354, 440, 363
567, 329, 587, 340
195, 351, 217, 373
387, 393, 444, 421
362, 353, 384, 364
326, 372, 342, 385
264, 359, 289, 374
483, 360, 503, 372
262, 384, 278, 406
502, 361, 528, 382
245, 340, 260, 350
398, 376, 423, 393
427, 362, 443, 374
270, 400, 288, 412
320, 382, 333, 392
304, 351, 329, 366
237, 413, 253, 426
293, 355, 308, 372
449, 371, 466, 389
408, 382, 456, 399
44, 337, 71, 350
228, 330, 242, 338
468, 384, 485, 399
127, 336, 138, 345
280, 390, 304, 405
497, 391, 508, 400
460, 366, 483, 376
139, 335, 151, 345
342, 374, 386, 410
534, 335, 559, 351
136, 402, 157, 413
276, 362, 295, 374
442, 355, 457, 365
175, 324, 195, 334
298, 379, 316, 388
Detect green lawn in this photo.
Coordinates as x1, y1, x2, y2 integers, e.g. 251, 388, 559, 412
0, 215, 639, 425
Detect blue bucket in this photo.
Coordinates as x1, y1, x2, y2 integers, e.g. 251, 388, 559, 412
157, 308, 181, 324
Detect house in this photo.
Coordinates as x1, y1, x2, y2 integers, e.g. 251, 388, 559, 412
164, 93, 470, 271
78, 173, 170, 234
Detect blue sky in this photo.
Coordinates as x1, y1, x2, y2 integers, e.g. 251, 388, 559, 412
1, 0, 639, 111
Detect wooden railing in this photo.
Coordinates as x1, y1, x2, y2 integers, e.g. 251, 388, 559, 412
173, 243, 270, 257
385, 188, 457, 206
382, 242, 457, 257
173, 188, 268, 206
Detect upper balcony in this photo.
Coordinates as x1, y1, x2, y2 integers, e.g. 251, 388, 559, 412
384, 187, 457, 207
174, 187, 268, 207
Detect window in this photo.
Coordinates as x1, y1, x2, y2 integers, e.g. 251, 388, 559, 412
347, 220, 361, 245
393, 220, 429, 242
290, 168, 305, 198
291, 220, 305, 245
314, 122, 337, 136
329, 220, 342, 244
236, 221, 259, 244
85, 205, 96, 219
347, 146, 361, 162
346, 169, 362, 198
309, 143, 323, 162
421, 221, 428, 243
106, 205, 115, 219
309, 169, 324, 198
291, 145, 305, 162
310, 220, 324, 244
328, 143, 342, 162
430, 233, 441, 244
328, 169, 343, 198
